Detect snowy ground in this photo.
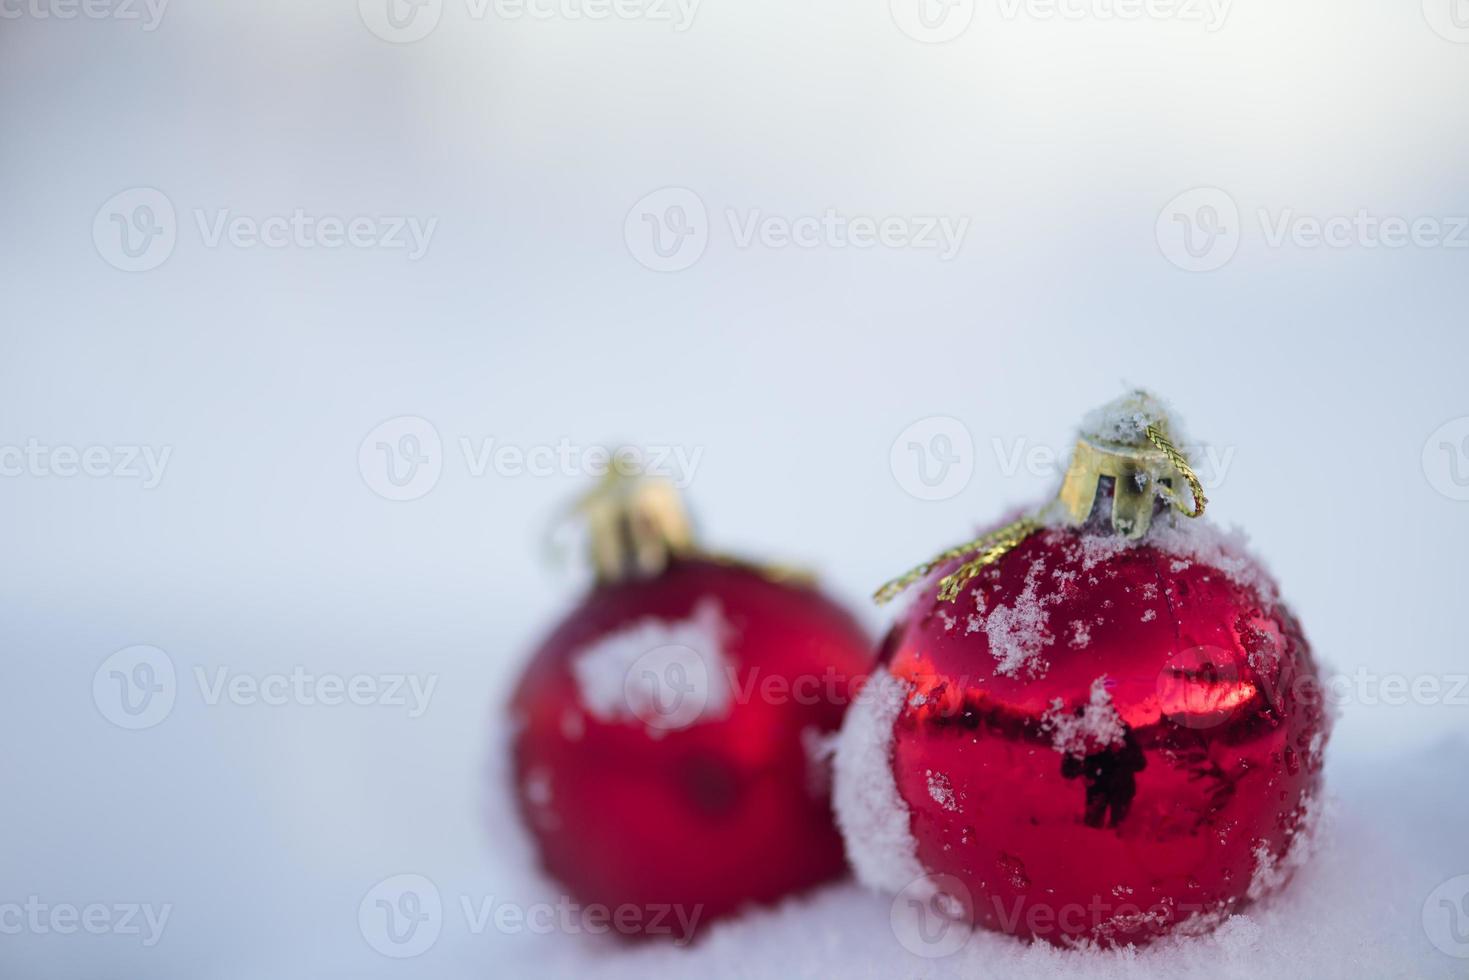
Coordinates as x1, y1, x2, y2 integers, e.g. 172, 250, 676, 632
5, 590, 1465, 979
467, 734, 1469, 980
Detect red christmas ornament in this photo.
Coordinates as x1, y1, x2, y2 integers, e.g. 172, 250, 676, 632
510, 474, 871, 940
836, 393, 1330, 949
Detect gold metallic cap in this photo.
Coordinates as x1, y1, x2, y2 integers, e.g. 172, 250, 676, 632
577, 469, 695, 582
1054, 390, 1205, 540
874, 390, 1207, 605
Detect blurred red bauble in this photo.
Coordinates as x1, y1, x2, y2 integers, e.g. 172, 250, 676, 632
837, 393, 1330, 948
510, 476, 871, 941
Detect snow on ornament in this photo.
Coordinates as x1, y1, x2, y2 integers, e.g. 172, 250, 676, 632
836, 391, 1331, 948
509, 469, 872, 939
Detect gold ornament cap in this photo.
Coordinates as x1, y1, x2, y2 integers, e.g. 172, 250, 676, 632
576, 468, 696, 582
874, 390, 1208, 605
1054, 390, 1205, 540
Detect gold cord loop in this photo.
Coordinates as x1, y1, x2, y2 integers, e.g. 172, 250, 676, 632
873, 516, 1041, 605
1145, 424, 1207, 519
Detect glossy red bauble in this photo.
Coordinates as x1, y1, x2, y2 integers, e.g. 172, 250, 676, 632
844, 522, 1329, 948
510, 557, 871, 940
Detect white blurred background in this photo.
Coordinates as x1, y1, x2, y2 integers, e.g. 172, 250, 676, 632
2, 0, 1467, 976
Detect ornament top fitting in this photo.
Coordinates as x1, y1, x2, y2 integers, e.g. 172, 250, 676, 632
874, 390, 1208, 605
576, 467, 695, 583
1053, 389, 1207, 541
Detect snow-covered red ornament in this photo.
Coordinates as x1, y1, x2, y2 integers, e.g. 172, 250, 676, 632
510, 472, 871, 939
836, 393, 1330, 948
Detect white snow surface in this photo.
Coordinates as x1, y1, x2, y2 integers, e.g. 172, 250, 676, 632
831, 671, 929, 898
1043, 675, 1127, 757
1070, 514, 1280, 601
926, 770, 959, 813
1077, 390, 1185, 448
569, 597, 733, 733
457, 730, 1468, 980
971, 557, 1057, 677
